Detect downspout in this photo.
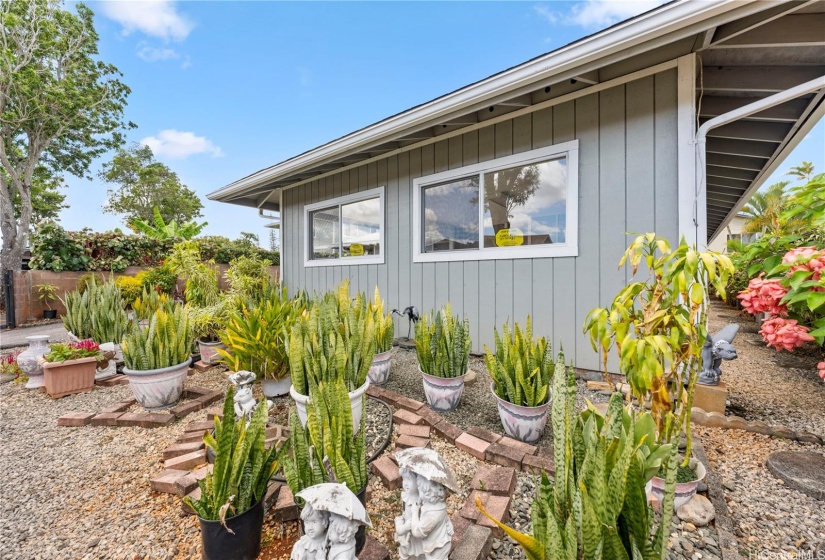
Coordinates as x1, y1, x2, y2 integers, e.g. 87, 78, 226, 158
257, 189, 280, 221
694, 75, 825, 244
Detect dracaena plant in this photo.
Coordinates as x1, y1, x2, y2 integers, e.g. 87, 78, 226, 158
415, 303, 471, 379
485, 316, 554, 407
122, 305, 194, 370
184, 386, 281, 522
583, 234, 733, 455
282, 378, 367, 496
477, 359, 678, 560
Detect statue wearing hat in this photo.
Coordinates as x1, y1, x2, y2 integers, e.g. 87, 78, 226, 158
394, 448, 459, 560
290, 483, 371, 560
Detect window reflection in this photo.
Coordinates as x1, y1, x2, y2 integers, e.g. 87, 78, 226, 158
342, 198, 380, 257
311, 207, 340, 259
422, 177, 480, 253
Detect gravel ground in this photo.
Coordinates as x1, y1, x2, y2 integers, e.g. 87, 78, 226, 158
708, 301, 825, 436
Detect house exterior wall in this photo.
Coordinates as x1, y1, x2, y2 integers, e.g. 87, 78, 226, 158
707, 215, 749, 253
281, 69, 679, 372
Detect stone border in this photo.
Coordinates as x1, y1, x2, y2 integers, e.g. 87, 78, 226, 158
57, 385, 223, 428
692, 437, 743, 560
690, 408, 823, 445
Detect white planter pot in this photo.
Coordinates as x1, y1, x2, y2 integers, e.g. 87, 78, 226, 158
368, 348, 394, 385
20, 335, 50, 389
99, 342, 123, 363
290, 379, 370, 434
123, 358, 192, 411
646, 457, 707, 510
197, 339, 226, 365
262, 377, 291, 397
95, 360, 118, 381
420, 367, 466, 412
491, 383, 550, 443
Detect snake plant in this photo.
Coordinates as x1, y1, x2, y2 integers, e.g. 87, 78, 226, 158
282, 378, 367, 496
216, 287, 305, 379
289, 281, 375, 395
61, 276, 131, 343
370, 287, 394, 353
184, 387, 281, 521
477, 358, 679, 560
415, 303, 471, 379
132, 288, 176, 322
122, 305, 194, 370
485, 316, 553, 407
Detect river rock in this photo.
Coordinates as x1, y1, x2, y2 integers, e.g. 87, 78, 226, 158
676, 494, 716, 527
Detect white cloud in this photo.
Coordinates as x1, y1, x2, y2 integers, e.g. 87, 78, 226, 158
535, 0, 669, 31
136, 44, 180, 62
101, 0, 194, 41
141, 130, 224, 159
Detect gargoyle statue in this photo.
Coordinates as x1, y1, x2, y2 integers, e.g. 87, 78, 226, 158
697, 323, 740, 386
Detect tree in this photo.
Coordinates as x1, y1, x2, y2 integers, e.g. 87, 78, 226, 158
100, 143, 203, 226
787, 161, 815, 183
484, 165, 541, 233
742, 182, 790, 235
130, 206, 208, 240
0, 0, 133, 271
10, 164, 67, 227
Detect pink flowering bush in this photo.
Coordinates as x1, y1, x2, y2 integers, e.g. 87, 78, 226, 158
737, 276, 788, 316
782, 246, 825, 281
759, 317, 815, 352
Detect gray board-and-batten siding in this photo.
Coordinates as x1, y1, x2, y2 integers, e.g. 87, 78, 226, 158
281, 69, 679, 373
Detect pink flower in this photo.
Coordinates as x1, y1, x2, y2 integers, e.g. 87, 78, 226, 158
817, 361, 825, 382
737, 276, 788, 316
759, 317, 815, 352
783, 246, 825, 282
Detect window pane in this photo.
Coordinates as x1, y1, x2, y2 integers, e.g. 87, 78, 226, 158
483, 157, 567, 248
311, 206, 339, 260
342, 197, 380, 257
422, 177, 480, 253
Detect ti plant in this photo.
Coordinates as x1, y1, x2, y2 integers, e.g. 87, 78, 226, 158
184, 386, 281, 523
370, 287, 394, 353
485, 316, 553, 407
290, 281, 375, 395
36, 284, 59, 310
477, 359, 679, 560
217, 287, 305, 380
282, 378, 367, 496
583, 234, 733, 457
122, 305, 194, 370
415, 302, 471, 379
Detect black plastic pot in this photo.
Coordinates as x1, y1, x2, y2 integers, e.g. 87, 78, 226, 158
43, 310, 57, 319
198, 498, 264, 560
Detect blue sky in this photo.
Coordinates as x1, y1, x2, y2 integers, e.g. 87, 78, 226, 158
59, 1, 823, 247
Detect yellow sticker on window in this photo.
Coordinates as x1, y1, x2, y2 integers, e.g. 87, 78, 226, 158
349, 243, 365, 256
495, 228, 524, 247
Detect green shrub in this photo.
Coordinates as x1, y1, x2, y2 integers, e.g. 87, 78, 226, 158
29, 222, 90, 271
141, 265, 178, 294
115, 276, 143, 307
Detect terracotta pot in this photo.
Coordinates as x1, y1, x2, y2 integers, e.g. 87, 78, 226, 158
368, 348, 394, 385
491, 383, 551, 443
123, 358, 192, 410
198, 339, 227, 365
647, 457, 707, 510
420, 367, 466, 412
43, 356, 97, 398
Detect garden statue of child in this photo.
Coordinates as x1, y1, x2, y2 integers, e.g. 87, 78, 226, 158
395, 468, 424, 559
327, 512, 360, 560
290, 503, 329, 560
227, 370, 257, 422
410, 477, 453, 560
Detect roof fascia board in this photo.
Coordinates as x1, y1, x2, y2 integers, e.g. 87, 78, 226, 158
209, 0, 775, 202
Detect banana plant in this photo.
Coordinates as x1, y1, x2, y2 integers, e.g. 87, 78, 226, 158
415, 302, 471, 378
484, 316, 553, 407
184, 387, 281, 522
282, 378, 367, 496
477, 358, 679, 560
122, 305, 194, 370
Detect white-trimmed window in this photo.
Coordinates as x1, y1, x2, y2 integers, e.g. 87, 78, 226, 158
413, 141, 578, 262
304, 187, 385, 267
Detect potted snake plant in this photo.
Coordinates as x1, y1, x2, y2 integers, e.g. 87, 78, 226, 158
282, 377, 369, 554
485, 316, 554, 443
184, 386, 281, 560
476, 361, 679, 559
121, 305, 194, 410
367, 287, 395, 385
415, 303, 471, 412
289, 282, 374, 429
61, 277, 131, 363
